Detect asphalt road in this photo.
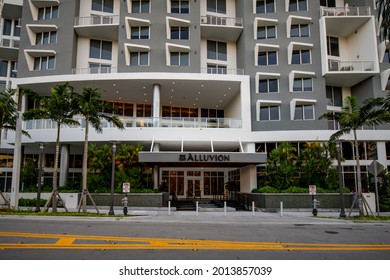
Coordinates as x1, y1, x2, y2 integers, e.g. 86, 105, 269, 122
1, 213, 390, 260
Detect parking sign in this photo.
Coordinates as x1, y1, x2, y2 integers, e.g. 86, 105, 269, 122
309, 185, 316, 195
122, 182, 130, 193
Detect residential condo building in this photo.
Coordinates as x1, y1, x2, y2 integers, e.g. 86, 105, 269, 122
1, 0, 390, 203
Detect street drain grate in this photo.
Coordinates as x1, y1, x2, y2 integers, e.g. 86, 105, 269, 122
325, 231, 339, 234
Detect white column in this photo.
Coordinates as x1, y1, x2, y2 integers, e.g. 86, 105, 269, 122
59, 144, 70, 187
153, 143, 160, 190
153, 84, 161, 127
240, 165, 257, 193
10, 112, 22, 207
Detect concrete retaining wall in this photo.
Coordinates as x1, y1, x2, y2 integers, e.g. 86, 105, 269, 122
245, 193, 354, 210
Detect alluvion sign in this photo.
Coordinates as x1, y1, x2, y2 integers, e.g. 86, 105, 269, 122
138, 152, 267, 164
179, 153, 230, 162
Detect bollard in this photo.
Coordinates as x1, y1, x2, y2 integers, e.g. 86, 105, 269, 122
252, 201, 255, 216
224, 201, 227, 216
168, 201, 171, 216
280, 201, 283, 217
196, 201, 199, 216
122, 194, 128, 216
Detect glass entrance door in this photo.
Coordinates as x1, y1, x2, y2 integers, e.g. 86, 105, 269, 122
186, 178, 202, 199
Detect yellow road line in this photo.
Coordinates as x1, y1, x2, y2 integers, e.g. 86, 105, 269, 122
0, 231, 389, 251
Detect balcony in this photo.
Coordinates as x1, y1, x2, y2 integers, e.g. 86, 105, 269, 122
328, 59, 374, 72
200, 15, 243, 42
320, 6, 371, 17
0, 38, 19, 60
71, 67, 117, 75
325, 59, 376, 87
201, 67, 244, 75
24, 117, 242, 130
74, 15, 119, 41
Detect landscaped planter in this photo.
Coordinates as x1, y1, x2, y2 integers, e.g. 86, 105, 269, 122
245, 193, 355, 211
87, 193, 165, 207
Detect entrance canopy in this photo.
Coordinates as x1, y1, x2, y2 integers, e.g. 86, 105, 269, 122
139, 152, 267, 167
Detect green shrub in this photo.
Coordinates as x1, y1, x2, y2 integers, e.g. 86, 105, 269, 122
252, 186, 278, 193
19, 198, 47, 207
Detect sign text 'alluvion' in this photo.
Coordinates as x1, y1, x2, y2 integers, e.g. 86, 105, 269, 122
179, 153, 230, 162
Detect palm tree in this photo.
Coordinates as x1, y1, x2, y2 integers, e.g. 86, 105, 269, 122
320, 96, 387, 216
75, 87, 124, 213
377, 0, 390, 42
23, 83, 79, 212
0, 88, 30, 146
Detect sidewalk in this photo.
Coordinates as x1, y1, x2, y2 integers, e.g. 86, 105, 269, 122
11, 206, 384, 225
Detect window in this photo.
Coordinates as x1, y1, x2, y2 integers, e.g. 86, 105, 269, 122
170, 52, 189, 66
256, 0, 275, 13
2, 19, 20, 37
0, 60, 8, 77
131, 26, 149, 39
289, 0, 307, 11
36, 31, 57, 45
171, 26, 189, 40
130, 52, 149, 65
293, 77, 312, 92
38, 6, 59, 20
89, 39, 112, 60
132, 0, 150, 13
258, 51, 277, 66
257, 26, 276, 39
294, 104, 314, 120
207, 40, 227, 61
171, 0, 189, 13
259, 78, 278, 93
320, 0, 335, 7
290, 24, 309, 37
327, 36, 339, 56
292, 49, 310, 64
207, 0, 226, 14
384, 49, 390, 63
2, 19, 12, 36
92, 0, 114, 13
259, 105, 280, 121
326, 86, 342, 107
33, 56, 55, 71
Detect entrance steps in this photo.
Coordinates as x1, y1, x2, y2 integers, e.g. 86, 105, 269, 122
173, 199, 247, 211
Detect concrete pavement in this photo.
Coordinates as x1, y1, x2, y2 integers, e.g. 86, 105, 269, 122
3, 206, 389, 225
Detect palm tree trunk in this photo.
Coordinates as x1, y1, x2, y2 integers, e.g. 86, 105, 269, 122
81, 117, 89, 212
52, 124, 61, 212
353, 129, 364, 216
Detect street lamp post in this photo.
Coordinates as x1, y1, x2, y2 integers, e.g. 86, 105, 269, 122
35, 142, 45, 212
108, 141, 117, 215
336, 141, 346, 218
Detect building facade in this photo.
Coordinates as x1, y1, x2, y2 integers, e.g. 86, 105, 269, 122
1, 0, 390, 201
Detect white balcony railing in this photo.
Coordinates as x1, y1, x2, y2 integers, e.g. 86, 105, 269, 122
74, 15, 119, 26
321, 6, 371, 17
71, 67, 117, 74
24, 117, 242, 130
200, 15, 243, 27
0, 38, 20, 48
328, 59, 374, 72
201, 68, 244, 75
